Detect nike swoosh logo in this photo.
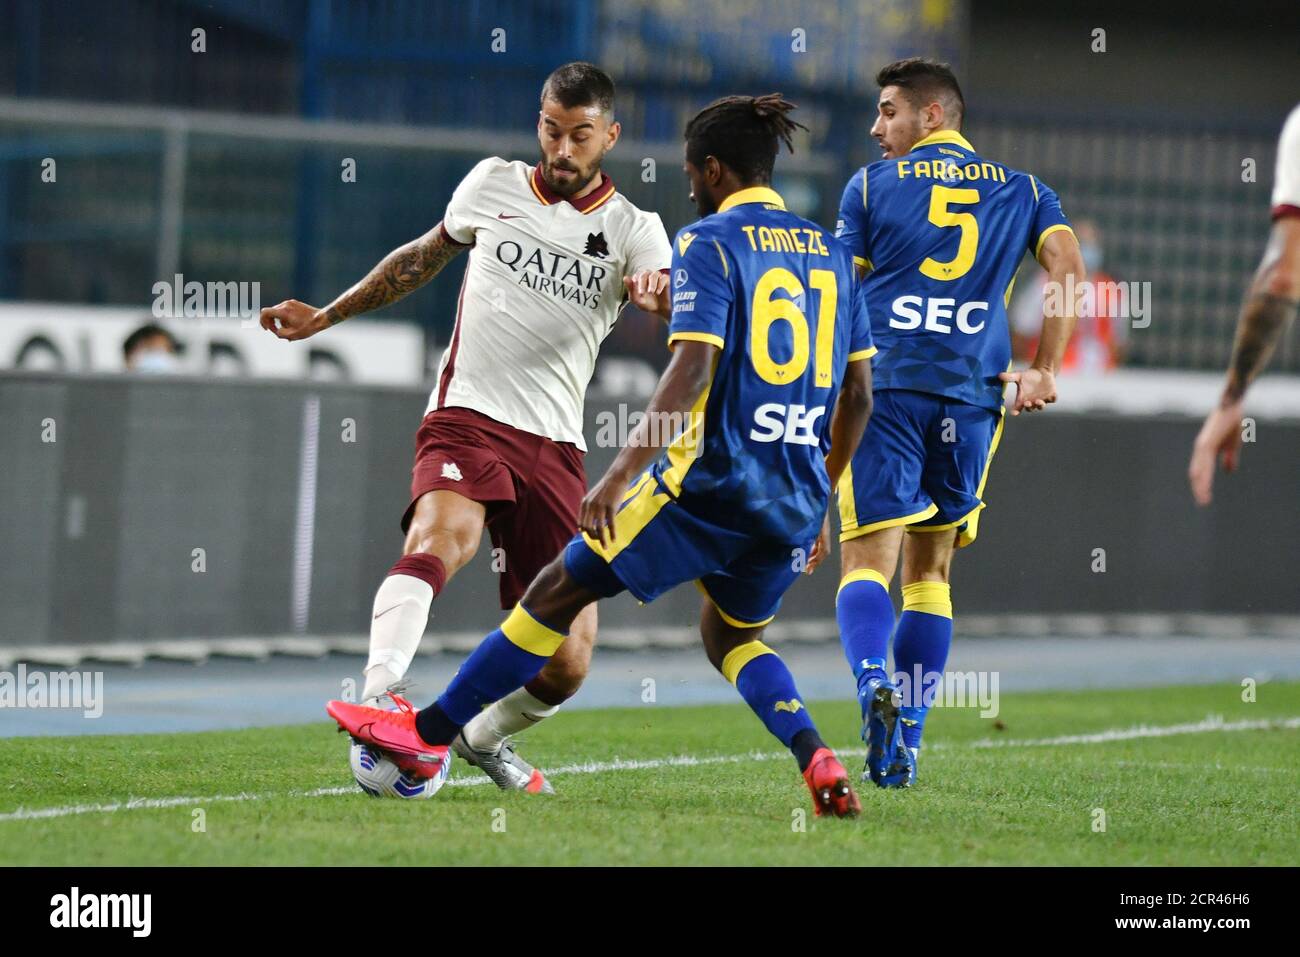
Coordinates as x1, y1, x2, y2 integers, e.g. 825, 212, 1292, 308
497, 212, 525, 220
372, 603, 403, 620
359, 721, 421, 755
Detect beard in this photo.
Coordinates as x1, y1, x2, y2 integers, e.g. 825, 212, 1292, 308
887, 120, 926, 158
538, 150, 603, 198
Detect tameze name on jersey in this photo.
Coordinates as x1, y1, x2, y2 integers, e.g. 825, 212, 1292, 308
750, 402, 825, 445
495, 240, 608, 309
890, 295, 988, 334
740, 225, 832, 257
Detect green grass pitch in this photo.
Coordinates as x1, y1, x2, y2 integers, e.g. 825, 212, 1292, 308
1, 682, 1296, 866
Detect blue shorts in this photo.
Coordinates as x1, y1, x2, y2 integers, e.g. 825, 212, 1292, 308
563, 469, 810, 628
838, 389, 1004, 549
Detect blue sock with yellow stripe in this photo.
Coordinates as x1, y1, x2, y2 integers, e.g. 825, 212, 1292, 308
836, 569, 896, 719
892, 581, 953, 750
722, 641, 818, 759
419, 604, 567, 743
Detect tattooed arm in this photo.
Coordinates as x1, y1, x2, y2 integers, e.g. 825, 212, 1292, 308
259, 223, 468, 341
1189, 216, 1300, 505
1212, 221, 1299, 397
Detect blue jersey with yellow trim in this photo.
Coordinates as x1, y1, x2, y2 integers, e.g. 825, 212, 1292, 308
836, 131, 1072, 411
659, 186, 874, 545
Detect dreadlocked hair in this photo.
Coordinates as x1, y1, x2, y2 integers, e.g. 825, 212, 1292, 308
684, 93, 807, 184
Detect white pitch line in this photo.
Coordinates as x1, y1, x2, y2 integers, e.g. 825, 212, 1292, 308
1, 714, 1295, 823
964, 714, 1300, 749
451, 747, 809, 784
1111, 760, 1293, 776
0, 791, 271, 822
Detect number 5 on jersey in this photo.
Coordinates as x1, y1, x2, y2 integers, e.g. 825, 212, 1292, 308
921, 185, 980, 281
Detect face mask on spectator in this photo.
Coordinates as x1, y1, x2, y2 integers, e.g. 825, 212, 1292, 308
1081, 242, 1104, 274
133, 350, 180, 374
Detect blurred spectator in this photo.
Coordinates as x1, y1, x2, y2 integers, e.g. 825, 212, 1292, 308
123, 323, 181, 374
206, 341, 250, 378
602, 305, 670, 370
15, 335, 65, 372
595, 356, 660, 398
1011, 220, 1126, 372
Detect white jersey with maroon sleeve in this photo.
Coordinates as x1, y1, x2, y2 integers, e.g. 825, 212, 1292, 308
1272, 103, 1300, 220
428, 157, 672, 451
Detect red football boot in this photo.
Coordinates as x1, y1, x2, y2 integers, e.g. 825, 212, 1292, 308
802, 747, 862, 818
385, 747, 450, 781
327, 692, 450, 778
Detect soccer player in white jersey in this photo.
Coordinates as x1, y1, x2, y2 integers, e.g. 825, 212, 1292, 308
259, 62, 672, 792
1189, 103, 1300, 504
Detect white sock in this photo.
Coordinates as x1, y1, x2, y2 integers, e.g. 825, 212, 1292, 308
462, 687, 560, 752
361, 573, 434, 704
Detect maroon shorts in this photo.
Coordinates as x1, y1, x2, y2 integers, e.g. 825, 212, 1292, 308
402, 406, 587, 608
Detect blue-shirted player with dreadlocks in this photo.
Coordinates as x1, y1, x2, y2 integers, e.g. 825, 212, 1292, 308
828, 58, 1087, 788
329, 93, 876, 818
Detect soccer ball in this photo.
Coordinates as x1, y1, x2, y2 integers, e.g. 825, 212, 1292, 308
349, 741, 450, 799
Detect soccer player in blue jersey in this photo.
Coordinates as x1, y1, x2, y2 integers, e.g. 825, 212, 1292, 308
329, 94, 876, 817
829, 58, 1086, 788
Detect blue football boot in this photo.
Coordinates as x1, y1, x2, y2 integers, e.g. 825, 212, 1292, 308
862, 678, 915, 788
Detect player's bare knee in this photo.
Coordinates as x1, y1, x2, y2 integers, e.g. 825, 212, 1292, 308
404, 524, 479, 572
403, 501, 484, 567
901, 532, 955, 584
840, 528, 902, 585
519, 555, 565, 606
538, 638, 590, 695
402, 490, 485, 571
705, 630, 763, 675
564, 606, 596, 656
702, 633, 731, 673
699, 604, 753, 673
518, 555, 596, 627
904, 556, 951, 583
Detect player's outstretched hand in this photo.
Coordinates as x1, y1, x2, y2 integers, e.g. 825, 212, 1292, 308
1188, 400, 1244, 506
579, 471, 628, 548
623, 269, 671, 319
998, 367, 1057, 415
259, 299, 330, 341
805, 516, 832, 575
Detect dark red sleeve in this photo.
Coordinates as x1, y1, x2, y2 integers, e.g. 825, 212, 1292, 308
439, 223, 473, 247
